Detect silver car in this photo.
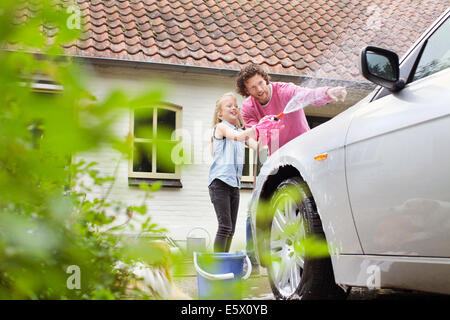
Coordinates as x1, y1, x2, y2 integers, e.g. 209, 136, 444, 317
249, 8, 450, 299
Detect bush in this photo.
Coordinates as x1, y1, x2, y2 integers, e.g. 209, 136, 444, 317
0, 0, 176, 299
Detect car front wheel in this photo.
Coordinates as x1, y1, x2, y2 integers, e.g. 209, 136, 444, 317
266, 177, 347, 300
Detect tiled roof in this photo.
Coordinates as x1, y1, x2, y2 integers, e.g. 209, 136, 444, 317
18, 1, 450, 81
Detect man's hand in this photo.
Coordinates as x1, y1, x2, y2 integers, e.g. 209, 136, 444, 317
327, 87, 347, 102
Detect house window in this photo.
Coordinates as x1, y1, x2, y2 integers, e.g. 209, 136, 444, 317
129, 104, 182, 187
242, 146, 256, 184
241, 145, 268, 189
307, 115, 331, 129
30, 87, 63, 148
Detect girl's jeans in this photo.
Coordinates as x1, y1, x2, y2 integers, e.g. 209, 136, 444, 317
208, 178, 240, 252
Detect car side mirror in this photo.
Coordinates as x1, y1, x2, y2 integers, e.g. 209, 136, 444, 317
360, 46, 405, 92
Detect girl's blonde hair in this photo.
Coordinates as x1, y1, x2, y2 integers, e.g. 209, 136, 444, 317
211, 92, 244, 154
212, 92, 244, 128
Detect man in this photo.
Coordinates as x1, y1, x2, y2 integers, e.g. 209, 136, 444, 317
236, 63, 347, 274
237, 63, 347, 154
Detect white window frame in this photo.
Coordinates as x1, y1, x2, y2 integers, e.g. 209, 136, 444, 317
128, 103, 182, 180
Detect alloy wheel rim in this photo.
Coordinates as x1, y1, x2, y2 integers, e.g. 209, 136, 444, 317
270, 194, 306, 297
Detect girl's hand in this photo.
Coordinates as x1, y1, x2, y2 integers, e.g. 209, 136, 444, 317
258, 115, 276, 123
327, 87, 347, 102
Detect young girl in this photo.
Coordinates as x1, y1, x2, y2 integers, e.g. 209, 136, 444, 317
208, 92, 280, 252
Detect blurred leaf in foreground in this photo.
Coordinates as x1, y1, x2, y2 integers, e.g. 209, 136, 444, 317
0, 0, 184, 299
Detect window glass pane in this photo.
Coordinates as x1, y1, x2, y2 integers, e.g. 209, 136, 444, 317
157, 108, 176, 140
132, 106, 180, 175
242, 147, 250, 177
134, 108, 153, 139
29, 92, 57, 147
156, 141, 176, 174
413, 17, 450, 81
307, 116, 331, 129
133, 142, 152, 172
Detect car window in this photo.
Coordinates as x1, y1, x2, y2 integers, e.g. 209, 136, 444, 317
412, 17, 450, 81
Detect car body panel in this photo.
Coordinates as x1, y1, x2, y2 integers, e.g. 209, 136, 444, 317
335, 254, 450, 295
249, 8, 450, 295
346, 68, 450, 256
251, 97, 374, 259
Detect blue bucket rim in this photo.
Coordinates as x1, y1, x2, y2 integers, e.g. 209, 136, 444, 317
195, 251, 246, 260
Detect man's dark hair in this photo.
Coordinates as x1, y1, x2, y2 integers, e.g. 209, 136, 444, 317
236, 63, 271, 97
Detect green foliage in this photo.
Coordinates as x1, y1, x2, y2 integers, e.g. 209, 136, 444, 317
0, 0, 180, 299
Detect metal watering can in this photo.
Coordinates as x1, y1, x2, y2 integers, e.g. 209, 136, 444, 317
186, 227, 211, 257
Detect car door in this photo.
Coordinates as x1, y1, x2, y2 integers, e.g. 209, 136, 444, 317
345, 16, 450, 257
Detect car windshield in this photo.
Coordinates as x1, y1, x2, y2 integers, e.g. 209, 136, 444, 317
413, 17, 450, 81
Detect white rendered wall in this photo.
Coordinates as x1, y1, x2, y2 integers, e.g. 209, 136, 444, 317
76, 63, 253, 251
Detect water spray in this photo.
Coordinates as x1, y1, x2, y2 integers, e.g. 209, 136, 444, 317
274, 91, 317, 120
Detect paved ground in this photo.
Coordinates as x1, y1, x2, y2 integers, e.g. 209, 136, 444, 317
172, 260, 448, 300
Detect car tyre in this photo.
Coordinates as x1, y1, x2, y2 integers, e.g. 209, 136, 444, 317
266, 177, 347, 300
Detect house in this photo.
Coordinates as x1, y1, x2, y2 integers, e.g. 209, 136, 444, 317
21, 0, 450, 250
